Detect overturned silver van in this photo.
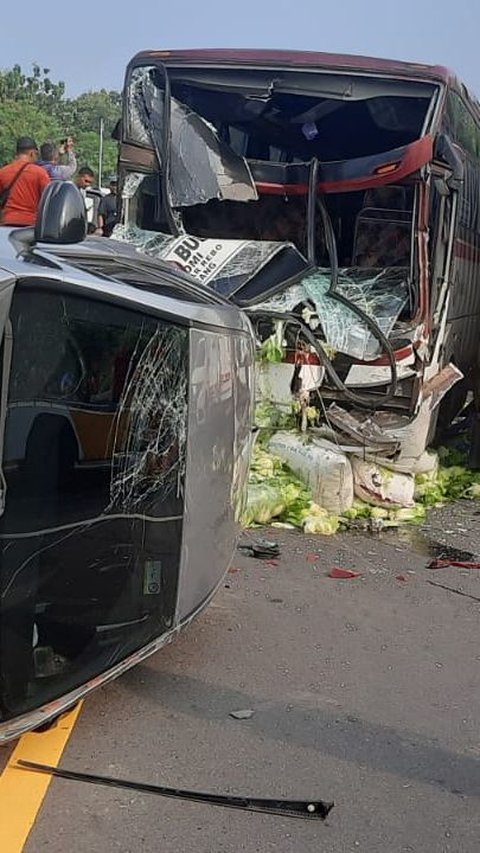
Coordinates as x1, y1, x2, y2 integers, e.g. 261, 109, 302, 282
0, 182, 254, 741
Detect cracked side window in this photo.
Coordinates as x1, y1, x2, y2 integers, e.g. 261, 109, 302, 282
0, 283, 188, 721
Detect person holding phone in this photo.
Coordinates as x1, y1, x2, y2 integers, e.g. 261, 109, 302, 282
37, 136, 77, 180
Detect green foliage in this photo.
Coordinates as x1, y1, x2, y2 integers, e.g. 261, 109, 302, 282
68, 90, 121, 137
0, 64, 120, 183
74, 132, 118, 180
0, 63, 65, 110
0, 100, 62, 165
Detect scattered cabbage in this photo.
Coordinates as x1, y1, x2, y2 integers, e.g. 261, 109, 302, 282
303, 515, 339, 535
414, 461, 480, 506
388, 505, 426, 524
243, 440, 480, 535
466, 482, 480, 499
241, 483, 286, 526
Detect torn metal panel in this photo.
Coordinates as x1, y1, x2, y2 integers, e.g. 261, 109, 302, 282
326, 403, 401, 453
421, 363, 463, 410
344, 348, 416, 387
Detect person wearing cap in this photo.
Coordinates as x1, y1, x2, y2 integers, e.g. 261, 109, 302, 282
0, 137, 50, 226
96, 177, 118, 237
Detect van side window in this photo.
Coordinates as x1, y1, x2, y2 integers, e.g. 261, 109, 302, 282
9, 287, 156, 407
6, 283, 189, 507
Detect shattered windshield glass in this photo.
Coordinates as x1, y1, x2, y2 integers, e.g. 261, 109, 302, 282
251, 267, 409, 361
127, 66, 258, 207
113, 224, 307, 297
127, 67, 155, 146
168, 98, 258, 207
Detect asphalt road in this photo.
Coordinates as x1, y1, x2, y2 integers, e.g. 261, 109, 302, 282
17, 503, 480, 852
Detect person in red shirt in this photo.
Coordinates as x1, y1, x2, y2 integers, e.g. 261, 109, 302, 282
0, 136, 50, 227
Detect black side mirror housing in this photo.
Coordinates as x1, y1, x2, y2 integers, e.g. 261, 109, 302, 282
35, 181, 87, 244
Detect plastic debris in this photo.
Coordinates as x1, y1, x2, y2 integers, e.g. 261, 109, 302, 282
229, 709, 255, 720
238, 539, 281, 559
327, 568, 361, 579
428, 558, 480, 570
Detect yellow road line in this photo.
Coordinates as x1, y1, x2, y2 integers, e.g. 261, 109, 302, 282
0, 702, 83, 852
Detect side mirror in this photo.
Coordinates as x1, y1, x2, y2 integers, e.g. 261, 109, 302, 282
35, 181, 87, 244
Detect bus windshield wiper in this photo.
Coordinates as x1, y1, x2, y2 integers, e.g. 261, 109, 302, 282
18, 760, 334, 821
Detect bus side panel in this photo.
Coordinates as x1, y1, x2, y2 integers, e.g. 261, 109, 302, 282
447, 161, 480, 387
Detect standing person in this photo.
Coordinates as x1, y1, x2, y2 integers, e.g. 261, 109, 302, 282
96, 177, 118, 237
74, 167, 96, 232
0, 137, 50, 226
37, 137, 77, 180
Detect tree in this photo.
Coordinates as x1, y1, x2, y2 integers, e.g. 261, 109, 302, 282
0, 64, 120, 182
0, 64, 65, 113
68, 90, 121, 137
0, 100, 62, 165
74, 131, 118, 180
63, 90, 121, 183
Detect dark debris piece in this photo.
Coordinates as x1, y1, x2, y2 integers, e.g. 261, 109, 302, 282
238, 539, 281, 560
17, 760, 334, 821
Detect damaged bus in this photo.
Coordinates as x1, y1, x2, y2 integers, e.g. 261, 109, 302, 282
116, 48, 480, 470
0, 183, 254, 741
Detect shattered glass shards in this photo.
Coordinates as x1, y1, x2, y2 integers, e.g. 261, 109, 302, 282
113, 223, 175, 256
126, 66, 258, 208
109, 325, 188, 512
127, 67, 158, 147
252, 267, 409, 360
112, 224, 304, 297
121, 172, 147, 200
249, 283, 308, 314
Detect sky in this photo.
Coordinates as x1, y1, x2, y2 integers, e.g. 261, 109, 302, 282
2, 0, 479, 98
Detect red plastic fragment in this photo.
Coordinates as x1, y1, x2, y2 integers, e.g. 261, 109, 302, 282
305, 553, 319, 563
396, 574, 409, 582
429, 558, 480, 570
328, 567, 361, 579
